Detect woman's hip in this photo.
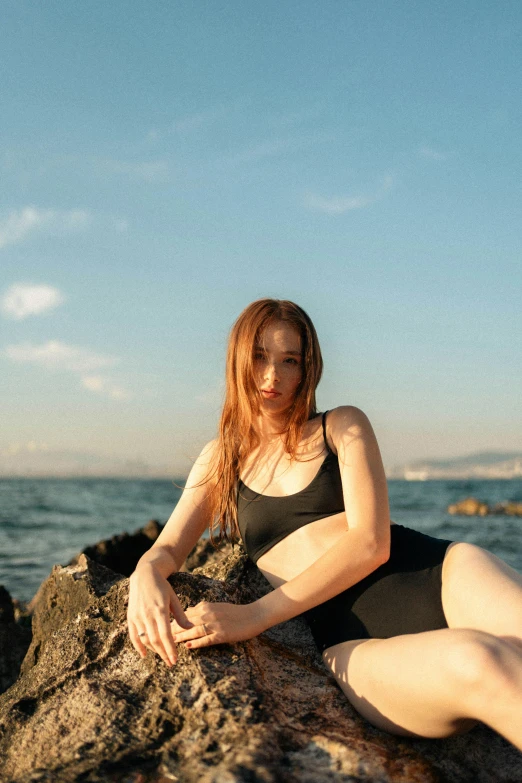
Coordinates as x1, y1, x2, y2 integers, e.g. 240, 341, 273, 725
303, 524, 454, 653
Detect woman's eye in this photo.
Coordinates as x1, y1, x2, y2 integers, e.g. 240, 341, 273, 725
285, 358, 299, 364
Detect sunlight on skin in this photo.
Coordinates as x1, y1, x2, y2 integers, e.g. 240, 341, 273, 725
322, 639, 371, 689
321, 637, 480, 739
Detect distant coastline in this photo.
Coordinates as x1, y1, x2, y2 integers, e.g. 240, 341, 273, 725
388, 451, 522, 481
1, 449, 522, 481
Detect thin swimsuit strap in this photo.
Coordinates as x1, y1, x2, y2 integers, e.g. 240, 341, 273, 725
322, 410, 333, 454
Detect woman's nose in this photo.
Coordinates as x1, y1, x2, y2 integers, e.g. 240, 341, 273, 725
264, 362, 279, 382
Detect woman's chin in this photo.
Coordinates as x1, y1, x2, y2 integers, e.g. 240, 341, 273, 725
260, 397, 291, 414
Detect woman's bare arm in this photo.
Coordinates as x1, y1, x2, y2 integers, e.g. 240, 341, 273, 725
254, 406, 392, 629
132, 439, 217, 579
127, 439, 218, 665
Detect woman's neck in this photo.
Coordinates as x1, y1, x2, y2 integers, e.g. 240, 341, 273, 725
255, 412, 288, 442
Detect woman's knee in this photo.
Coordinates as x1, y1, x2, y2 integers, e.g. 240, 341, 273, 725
443, 629, 511, 693
442, 541, 483, 582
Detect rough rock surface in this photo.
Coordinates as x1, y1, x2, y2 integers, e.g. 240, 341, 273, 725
448, 497, 522, 516
0, 587, 32, 695
67, 519, 167, 577
0, 540, 521, 782
66, 518, 237, 575
0, 524, 233, 698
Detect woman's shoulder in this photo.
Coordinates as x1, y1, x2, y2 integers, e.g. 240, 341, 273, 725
197, 438, 221, 467
326, 405, 370, 425
325, 406, 375, 443
189, 438, 219, 478
199, 437, 219, 455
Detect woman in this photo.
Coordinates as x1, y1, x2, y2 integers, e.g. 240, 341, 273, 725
127, 298, 522, 749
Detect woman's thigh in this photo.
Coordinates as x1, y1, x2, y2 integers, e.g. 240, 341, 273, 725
441, 542, 522, 638
322, 629, 483, 739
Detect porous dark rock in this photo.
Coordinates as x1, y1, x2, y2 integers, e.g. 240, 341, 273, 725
0, 587, 32, 695
0, 522, 229, 698
181, 536, 237, 573
0, 543, 521, 782
66, 518, 238, 576
67, 519, 167, 576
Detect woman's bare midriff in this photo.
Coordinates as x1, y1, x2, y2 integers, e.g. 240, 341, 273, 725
239, 415, 394, 590
256, 513, 396, 589
256, 511, 349, 588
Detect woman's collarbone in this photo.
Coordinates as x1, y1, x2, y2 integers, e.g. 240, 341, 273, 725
242, 449, 327, 496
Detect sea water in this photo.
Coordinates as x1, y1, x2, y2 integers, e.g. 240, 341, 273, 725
0, 477, 520, 604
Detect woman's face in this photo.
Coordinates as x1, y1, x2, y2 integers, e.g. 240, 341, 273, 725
254, 320, 303, 414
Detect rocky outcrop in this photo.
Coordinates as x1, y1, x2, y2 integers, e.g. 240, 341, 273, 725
0, 524, 233, 698
67, 519, 166, 576
0, 540, 521, 782
66, 517, 237, 575
0, 587, 32, 696
448, 497, 522, 516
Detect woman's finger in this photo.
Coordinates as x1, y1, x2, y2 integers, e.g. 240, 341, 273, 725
140, 617, 170, 665
174, 606, 202, 626
143, 616, 173, 667
172, 623, 209, 643
170, 617, 195, 635
128, 617, 148, 658
171, 604, 199, 629
169, 591, 195, 630
184, 634, 216, 650
155, 611, 178, 665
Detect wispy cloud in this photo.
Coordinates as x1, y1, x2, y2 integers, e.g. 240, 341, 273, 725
1, 283, 65, 321
0, 206, 91, 249
3, 149, 170, 187
418, 145, 448, 161
3, 340, 133, 400
214, 130, 334, 170
172, 107, 226, 134
4, 340, 118, 372
147, 111, 216, 141
81, 375, 132, 400
147, 101, 236, 141
2, 441, 50, 456
305, 174, 393, 214
100, 158, 170, 183
162, 95, 326, 138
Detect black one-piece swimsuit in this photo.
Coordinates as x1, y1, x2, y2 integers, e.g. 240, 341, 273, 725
237, 411, 454, 654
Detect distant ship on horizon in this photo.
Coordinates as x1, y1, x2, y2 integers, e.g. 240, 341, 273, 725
403, 469, 429, 481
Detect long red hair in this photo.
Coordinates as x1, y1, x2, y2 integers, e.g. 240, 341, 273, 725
196, 298, 323, 546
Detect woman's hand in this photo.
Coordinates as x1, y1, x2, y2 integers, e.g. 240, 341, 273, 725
127, 563, 194, 666
171, 600, 266, 649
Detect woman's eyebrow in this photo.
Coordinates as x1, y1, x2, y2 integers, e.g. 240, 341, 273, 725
254, 346, 301, 356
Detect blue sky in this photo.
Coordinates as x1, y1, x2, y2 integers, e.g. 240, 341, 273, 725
1, 0, 521, 477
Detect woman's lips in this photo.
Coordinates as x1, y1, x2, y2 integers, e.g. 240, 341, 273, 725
261, 390, 281, 398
